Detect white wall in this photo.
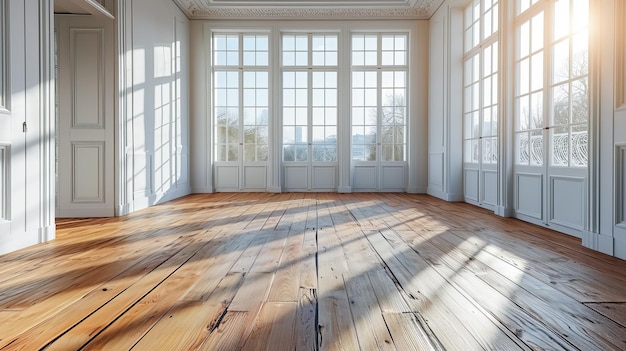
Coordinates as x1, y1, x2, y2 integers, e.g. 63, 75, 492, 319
0, 0, 55, 255
584, 0, 626, 260
427, 3, 464, 202
118, 0, 191, 214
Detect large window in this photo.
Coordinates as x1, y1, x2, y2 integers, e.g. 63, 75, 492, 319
514, 0, 588, 167
282, 33, 338, 163
351, 33, 407, 162
213, 33, 269, 163
463, 0, 499, 166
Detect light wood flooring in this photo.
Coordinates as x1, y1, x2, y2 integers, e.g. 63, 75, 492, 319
1, 193, 626, 350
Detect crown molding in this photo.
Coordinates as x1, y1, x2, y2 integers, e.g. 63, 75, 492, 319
173, 0, 444, 20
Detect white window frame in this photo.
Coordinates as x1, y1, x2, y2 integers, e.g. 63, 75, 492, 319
212, 32, 271, 164
463, 0, 499, 166
351, 32, 409, 163
281, 32, 339, 164
513, 0, 589, 169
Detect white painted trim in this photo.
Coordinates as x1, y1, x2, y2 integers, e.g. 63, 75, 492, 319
191, 186, 214, 194
57, 207, 115, 218
40, 0, 56, 243
427, 187, 462, 202
195, 19, 425, 195
116, 0, 132, 217
583, 231, 614, 256
39, 225, 56, 243
337, 185, 352, 193
267, 186, 282, 193
495, 205, 514, 217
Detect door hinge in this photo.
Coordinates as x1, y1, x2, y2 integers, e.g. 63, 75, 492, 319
22, 122, 28, 133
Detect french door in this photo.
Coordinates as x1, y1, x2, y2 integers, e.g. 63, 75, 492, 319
463, 0, 499, 210
513, 0, 589, 236
213, 33, 270, 191
351, 33, 408, 191
282, 33, 338, 191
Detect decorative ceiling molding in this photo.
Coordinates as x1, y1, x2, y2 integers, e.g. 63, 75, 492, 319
172, 0, 444, 19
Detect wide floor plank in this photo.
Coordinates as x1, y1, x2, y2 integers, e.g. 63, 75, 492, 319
1, 193, 626, 350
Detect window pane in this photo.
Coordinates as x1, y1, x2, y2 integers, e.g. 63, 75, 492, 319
551, 125, 569, 166
571, 124, 587, 166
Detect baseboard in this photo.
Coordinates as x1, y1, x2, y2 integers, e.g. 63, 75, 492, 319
495, 206, 514, 218
191, 186, 214, 194
338, 186, 352, 193
406, 186, 427, 194
582, 231, 614, 256
427, 187, 463, 202
57, 207, 116, 218
117, 203, 131, 216
267, 186, 282, 193
131, 187, 192, 213
39, 224, 56, 242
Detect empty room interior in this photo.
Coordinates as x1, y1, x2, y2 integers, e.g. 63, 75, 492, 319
2, 0, 626, 349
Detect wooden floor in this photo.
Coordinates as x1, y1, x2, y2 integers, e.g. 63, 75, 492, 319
1, 193, 626, 350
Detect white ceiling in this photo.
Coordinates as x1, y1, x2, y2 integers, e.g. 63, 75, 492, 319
172, 0, 445, 19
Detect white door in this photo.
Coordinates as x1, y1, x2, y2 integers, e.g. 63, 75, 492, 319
513, 0, 589, 236
351, 33, 408, 192
212, 33, 270, 192
462, 1, 499, 210
282, 33, 339, 192
55, 15, 115, 217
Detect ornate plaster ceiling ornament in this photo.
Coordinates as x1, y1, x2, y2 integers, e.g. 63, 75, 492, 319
172, 0, 444, 19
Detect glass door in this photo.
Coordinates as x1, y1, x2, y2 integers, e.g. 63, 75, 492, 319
351, 33, 408, 191
463, 0, 499, 210
513, 0, 589, 236
213, 33, 270, 191
282, 33, 338, 191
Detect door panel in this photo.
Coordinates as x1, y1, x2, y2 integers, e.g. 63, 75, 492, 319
482, 169, 498, 206
55, 15, 114, 217
549, 175, 586, 229
284, 165, 308, 190
215, 165, 239, 190
515, 171, 543, 220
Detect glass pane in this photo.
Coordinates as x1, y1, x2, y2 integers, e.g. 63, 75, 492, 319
518, 58, 530, 95
571, 124, 587, 166
530, 129, 543, 166
553, 39, 569, 84
572, 0, 589, 33
552, 83, 569, 126
228, 144, 239, 161
483, 137, 497, 164
572, 78, 588, 124
553, 0, 569, 40
283, 145, 295, 161
257, 145, 269, 162
572, 32, 588, 77
516, 132, 529, 164
296, 146, 308, 161
530, 91, 543, 129
519, 21, 530, 58
531, 12, 544, 53
551, 125, 568, 166
530, 52, 543, 92
244, 145, 256, 162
